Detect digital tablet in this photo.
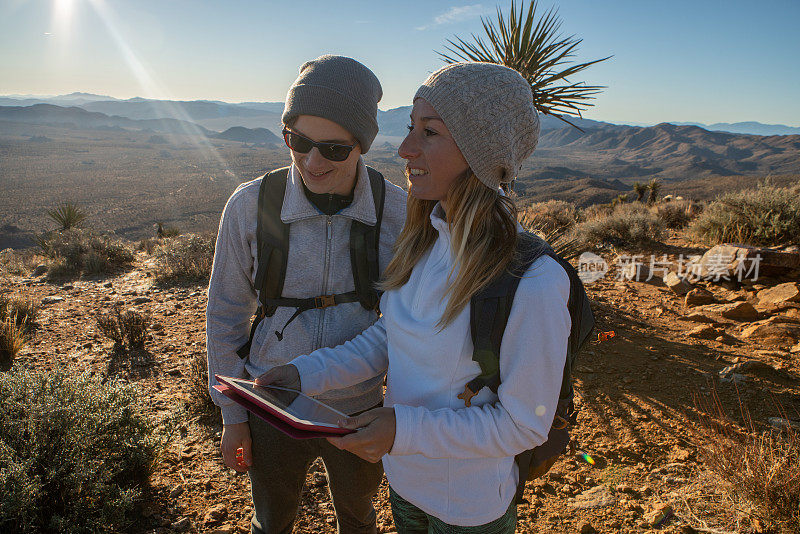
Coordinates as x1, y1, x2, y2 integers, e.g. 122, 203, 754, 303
214, 374, 354, 436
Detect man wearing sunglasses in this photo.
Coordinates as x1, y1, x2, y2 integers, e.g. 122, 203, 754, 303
206, 55, 406, 534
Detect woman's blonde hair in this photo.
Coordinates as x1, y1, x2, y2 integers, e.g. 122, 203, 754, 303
380, 171, 520, 328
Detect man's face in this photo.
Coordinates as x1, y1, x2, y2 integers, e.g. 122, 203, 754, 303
287, 115, 362, 195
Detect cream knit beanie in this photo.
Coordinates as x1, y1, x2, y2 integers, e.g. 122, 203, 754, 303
414, 62, 540, 190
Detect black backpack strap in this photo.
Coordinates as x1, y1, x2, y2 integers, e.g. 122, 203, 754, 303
236, 167, 290, 359
349, 166, 386, 310
458, 233, 549, 407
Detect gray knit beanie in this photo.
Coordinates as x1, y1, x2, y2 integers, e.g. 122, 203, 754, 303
282, 55, 382, 153
414, 62, 540, 190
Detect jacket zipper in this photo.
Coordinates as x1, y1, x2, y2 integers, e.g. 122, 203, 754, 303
317, 215, 333, 348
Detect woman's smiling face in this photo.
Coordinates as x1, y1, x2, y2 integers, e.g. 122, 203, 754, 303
398, 98, 469, 207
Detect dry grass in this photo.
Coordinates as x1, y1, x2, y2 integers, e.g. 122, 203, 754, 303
152, 234, 215, 286
96, 307, 151, 349
0, 295, 39, 330
653, 199, 703, 229
186, 350, 218, 418
690, 390, 800, 533
0, 316, 26, 372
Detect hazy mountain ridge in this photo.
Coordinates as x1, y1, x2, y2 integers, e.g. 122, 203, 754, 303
0, 104, 214, 137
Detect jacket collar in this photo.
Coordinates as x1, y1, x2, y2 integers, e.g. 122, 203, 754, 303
281, 158, 378, 226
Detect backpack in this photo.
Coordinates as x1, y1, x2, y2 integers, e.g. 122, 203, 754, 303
456, 232, 595, 504
236, 166, 386, 358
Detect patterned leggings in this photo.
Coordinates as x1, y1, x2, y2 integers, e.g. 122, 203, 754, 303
389, 486, 517, 534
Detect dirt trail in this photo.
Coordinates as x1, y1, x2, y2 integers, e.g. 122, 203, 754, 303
3, 239, 799, 534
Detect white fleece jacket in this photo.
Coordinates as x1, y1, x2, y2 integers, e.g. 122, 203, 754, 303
291, 203, 570, 526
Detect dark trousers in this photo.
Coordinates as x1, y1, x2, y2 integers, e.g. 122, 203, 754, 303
248, 414, 383, 534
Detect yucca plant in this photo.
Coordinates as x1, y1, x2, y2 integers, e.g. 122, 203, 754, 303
632, 182, 647, 202
647, 178, 662, 206
47, 202, 87, 230
439, 0, 610, 129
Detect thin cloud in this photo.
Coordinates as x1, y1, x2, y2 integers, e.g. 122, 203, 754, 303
416, 4, 490, 31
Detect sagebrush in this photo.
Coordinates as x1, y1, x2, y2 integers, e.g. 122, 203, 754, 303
97, 307, 150, 349
153, 233, 215, 285
0, 367, 163, 533
35, 229, 134, 279
690, 182, 800, 246
519, 200, 579, 234
572, 203, 666, 248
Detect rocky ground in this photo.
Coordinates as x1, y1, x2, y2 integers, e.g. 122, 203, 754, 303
2, 230, 799, 534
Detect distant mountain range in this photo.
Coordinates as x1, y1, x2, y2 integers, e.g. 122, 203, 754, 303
2, 98, 799, 188
1, 92, 797, 137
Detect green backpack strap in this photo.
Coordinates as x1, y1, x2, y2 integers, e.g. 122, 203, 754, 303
349, 166, 386, 310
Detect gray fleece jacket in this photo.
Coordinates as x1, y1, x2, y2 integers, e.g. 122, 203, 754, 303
206, 158, 407, 425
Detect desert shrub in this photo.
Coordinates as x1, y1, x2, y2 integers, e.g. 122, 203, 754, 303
0, 367, 163, 533
691, 393, 800, 533
572, 202, 666, 249
581, 203, 614, 221
156, 222, 181, 238
36, 229, 134, 279
137, 237, 159, 255
0, 295, 38, 331
0, 249, 47, 277
186, 350, 218, 417
153, 234, 215, 286
689, 182, 800, 246
97, 307, 150, 349
0, 317, 26, 372
46, 202, 87, 230
654, 200, 694, 229
520, 200, 579, 234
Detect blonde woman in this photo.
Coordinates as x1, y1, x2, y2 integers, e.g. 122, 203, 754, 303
259, 62, 570, 532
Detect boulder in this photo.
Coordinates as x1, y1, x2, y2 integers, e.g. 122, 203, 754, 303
692, 244, 800, 281
203, 503, 228, 524
696, 302, 759, 322
740, 320, 800, 348
664, 272, 693, 295
685, 288, 715, 307
757, 283, 800, 307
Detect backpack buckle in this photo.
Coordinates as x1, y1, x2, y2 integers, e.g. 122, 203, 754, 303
314, 295, 336, 309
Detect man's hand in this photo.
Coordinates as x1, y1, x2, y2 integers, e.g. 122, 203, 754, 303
326, 407, 396, 463
221, 422, 252, 472
255, 364, 301, 390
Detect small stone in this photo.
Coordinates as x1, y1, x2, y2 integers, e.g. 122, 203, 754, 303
103, 281, 113, 288
61, 284, 74, 290
568, 485, 616, 509
720, 372, 747, 385
33, 264, 48, 277
578, 521, 596, 534
664, 272, 693, 295
169, 484, 184, 498
41, 296, 64, 305
171, 518, 191, 532
688, 325, 719, 339
204, 503, 228, 524
644, 503, 674, 527
615, 484, 635, 494
685, 288, 715, 307
683, 311, 717, 323
133, 296, 152, 304
768, 418, 800, 431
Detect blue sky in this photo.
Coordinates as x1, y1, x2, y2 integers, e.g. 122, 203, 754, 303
1, 0, 799, 126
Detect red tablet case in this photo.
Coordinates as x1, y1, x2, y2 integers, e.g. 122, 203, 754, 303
213, 382, 353, 439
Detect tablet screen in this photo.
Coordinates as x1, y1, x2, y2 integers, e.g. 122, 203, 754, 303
223, 377, 347, 428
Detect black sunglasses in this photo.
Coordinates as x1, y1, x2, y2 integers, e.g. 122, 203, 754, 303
282, 128, 357, 162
